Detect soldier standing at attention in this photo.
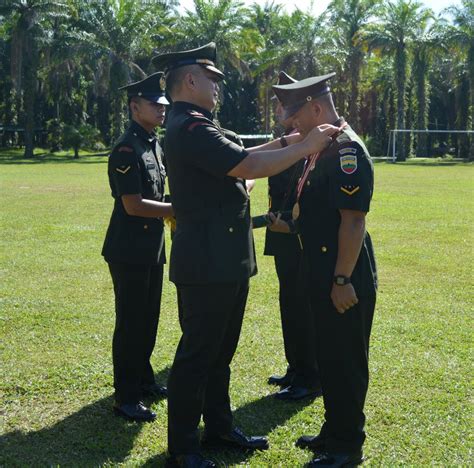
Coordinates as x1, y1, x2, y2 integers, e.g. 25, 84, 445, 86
270, 74, 377, 467
152, 43, 339, 468
266, 71, 321, 401
102, 72, 173, 422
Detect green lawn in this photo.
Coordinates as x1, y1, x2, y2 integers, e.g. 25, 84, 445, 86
0, 149, 472, 466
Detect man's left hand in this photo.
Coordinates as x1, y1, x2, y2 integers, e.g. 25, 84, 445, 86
331, 283, 359, 314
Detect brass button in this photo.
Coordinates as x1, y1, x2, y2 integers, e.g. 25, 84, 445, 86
321, 246, 327, 253
144, 225, 148, 230
229, 227, 234, 233
307, 181, 311, 186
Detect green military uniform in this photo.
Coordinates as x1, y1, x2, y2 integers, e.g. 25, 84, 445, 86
102, 74, 168, 406
298, 119, 377, 453
273, 76, 377, 459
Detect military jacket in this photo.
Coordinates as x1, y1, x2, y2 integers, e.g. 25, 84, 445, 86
264, 129, 304, 257
102, 120, 166, 265
164, 101, 257, 284
298, 119, 377, 297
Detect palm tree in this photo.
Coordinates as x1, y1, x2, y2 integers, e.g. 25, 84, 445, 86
446, 0, 474, 159
74, 0, 175, 142
325, 0, 377, 131
364, 0, 431, 160
0, 0, 69, 158
167, 0, 260, 129
411, 18, 440, 157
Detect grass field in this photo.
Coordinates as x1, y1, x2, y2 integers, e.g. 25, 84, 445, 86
0, 149, 473, 466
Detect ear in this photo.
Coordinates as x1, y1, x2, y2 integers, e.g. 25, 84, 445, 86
311, 101, 322, 117
183, 72, 196, 90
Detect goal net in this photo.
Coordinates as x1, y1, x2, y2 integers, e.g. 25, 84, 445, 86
387, 129, 474, 161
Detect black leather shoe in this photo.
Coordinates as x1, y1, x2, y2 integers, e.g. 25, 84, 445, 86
307, 450, 364, 467
113, 401, 156, 422
267, 373, 293, 387
165, 453, 216, 468
295, 434, 326, 451
274, 385, 322, 401
142, 382, 168, 398
201, 427, 269, 451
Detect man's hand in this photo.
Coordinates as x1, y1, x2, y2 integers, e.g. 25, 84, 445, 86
302, 124, 339, 154
268, 212, 290, 233
331, 283, 359, 314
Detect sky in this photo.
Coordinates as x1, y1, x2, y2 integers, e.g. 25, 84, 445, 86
177, 0, 461, 15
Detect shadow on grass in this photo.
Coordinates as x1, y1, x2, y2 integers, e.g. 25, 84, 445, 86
0, 149, 109, 165
144, 392, 321, 466
0, 367, 170, 466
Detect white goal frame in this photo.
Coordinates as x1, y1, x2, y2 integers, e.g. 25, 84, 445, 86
388, 129, 474, 162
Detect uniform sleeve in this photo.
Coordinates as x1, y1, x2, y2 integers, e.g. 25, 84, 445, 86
181, 118, 248, 177
329, 141, 373, 212
108, 145, 142, 196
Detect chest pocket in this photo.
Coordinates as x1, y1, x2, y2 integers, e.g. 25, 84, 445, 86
141, 151, 164, 200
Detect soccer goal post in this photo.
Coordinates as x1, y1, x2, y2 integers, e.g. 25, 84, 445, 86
388, 129, 474, 162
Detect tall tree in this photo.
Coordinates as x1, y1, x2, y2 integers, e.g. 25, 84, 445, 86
0, 0, 69, 157
447, 0, 474, 159
75, 0, 175, 142
325, 0, 377, 132
412, 18, 439, 157
364, 0, 431, 160
168, 0, 260, 128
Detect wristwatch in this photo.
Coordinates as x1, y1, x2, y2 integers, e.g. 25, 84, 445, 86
333, 275, 351, 286
280, 136, 288, 148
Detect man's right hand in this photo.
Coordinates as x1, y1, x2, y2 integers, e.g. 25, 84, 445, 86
268, 212, 290, 233
302, 124, 339, 154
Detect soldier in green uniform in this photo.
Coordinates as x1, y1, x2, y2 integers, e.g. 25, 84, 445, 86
270, 74, 377, 466
266, 71, 321, 401
102, 72, 173, 422
152, 43, 339, 468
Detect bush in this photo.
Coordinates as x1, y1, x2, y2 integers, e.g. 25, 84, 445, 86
61, 123, 100, 158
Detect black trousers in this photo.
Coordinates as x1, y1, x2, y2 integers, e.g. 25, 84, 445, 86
108, 262, 164, 404
274, 252, 319, 387
168, 280, 249, 455
310, 293, 376, 453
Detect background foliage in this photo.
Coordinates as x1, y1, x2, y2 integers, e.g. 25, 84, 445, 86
0, 0, 473, 160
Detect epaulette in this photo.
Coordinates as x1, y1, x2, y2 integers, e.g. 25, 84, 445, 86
185, 109, 215, 132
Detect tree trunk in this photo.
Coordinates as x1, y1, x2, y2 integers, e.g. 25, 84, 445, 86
395, 45, 407, 161
414, 50, 429, 157
457, 73, 470, 158
348, 50, 361, 132
74, 145, 79, 159
23, 34, 37, 158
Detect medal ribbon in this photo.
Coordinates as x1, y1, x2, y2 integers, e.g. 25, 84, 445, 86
295, 124, 348, 202
295, 152, 320, 201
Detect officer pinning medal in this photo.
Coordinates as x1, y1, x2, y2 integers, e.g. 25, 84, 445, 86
152, 42, 339, 467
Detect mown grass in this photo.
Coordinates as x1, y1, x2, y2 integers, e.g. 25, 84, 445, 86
0, 149, 472, 466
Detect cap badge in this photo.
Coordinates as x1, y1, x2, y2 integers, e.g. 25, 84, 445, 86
306, 96, 312, 101
160, 75, 166, 91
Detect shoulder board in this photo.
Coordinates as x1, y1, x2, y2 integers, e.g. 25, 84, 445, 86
187, 110, 206, 118
117, 146, 134, 153
335, 131, 352, 144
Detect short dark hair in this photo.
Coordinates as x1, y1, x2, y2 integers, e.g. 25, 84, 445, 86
165, 64, 198, 98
